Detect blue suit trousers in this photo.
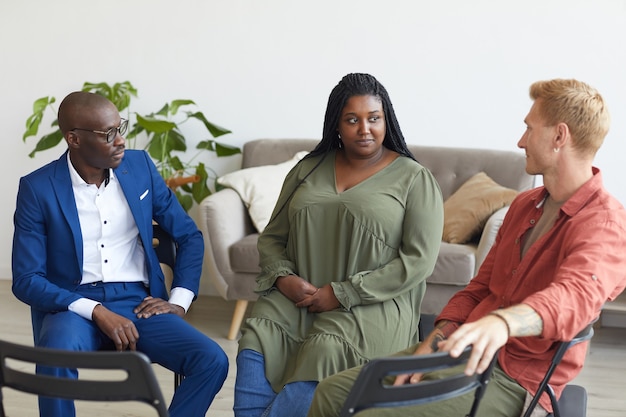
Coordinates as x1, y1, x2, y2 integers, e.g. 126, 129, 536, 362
35, 282, 228, 417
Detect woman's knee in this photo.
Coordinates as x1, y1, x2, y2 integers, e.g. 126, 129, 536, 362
296, 334, 365, 379
234, 350, 276, 416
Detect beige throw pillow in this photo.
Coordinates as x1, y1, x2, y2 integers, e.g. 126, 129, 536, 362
217, 151, 309, 233
443, 172, 519, 244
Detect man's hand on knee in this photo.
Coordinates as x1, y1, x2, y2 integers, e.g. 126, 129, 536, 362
92, 305, 140, 351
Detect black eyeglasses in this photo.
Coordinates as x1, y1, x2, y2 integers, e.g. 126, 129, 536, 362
70, 119, 128, 143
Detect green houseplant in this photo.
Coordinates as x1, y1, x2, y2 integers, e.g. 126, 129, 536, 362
22, 81, 241, 211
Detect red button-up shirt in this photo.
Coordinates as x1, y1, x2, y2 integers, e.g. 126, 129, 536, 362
437, 168, 626, 412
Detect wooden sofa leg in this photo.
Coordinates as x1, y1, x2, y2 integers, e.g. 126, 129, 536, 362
227, 300, 249, 340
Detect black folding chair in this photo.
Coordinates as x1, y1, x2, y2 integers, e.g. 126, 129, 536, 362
522, 320, 596, 417
0, 339, 168, 417
152, 223, 184, 390
339, 346, 497, 417
153, 223, 177, 274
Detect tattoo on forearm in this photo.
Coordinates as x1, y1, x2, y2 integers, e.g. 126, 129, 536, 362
498, 305, 543, 337
435, 320, 460, 338
430, 333, 445, 352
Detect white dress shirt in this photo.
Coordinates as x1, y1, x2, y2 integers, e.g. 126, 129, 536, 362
66, 155, 193, 319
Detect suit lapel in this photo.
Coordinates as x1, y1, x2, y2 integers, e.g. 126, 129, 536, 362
50, 152, 84, 264
115, 156, 151, 245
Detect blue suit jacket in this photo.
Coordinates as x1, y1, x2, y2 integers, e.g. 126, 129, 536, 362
12, 150, 204, 343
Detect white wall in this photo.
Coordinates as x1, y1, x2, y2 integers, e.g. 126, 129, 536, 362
2, 0, 625, 294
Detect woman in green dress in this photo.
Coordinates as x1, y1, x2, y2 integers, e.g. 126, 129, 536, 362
234, 73, 444, 417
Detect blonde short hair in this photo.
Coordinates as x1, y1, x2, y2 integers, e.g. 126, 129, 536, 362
530, 79, 610, 157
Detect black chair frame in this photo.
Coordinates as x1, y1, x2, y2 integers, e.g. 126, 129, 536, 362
522, 320, 596, 417
339, 346, 497, 417
0, 339, 168, 417
153, 223, 177, 273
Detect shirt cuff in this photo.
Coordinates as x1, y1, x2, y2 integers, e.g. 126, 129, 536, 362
169, 287, 194, 312
68, 298, 101, 320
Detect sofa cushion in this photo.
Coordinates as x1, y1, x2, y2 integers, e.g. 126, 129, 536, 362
442, 172, 519, 244
230, 234, 262, 274
426, 242, 476, 286
217, 151, 308, 232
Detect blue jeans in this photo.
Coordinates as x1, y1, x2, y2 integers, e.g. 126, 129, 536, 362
234, 349, 318, 417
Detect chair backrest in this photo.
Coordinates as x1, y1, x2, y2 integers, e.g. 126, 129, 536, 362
152, 223, 177, 272
339, 346, 496, 417
0, 339, 168, 417
522, 320, 596, 417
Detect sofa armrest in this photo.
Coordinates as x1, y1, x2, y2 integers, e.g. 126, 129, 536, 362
474, 206, 510, 272
199, 188, 255, 299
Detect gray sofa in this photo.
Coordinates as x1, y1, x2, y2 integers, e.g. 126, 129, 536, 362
200, 139, 534, 339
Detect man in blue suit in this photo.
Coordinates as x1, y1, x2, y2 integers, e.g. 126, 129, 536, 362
12, 91, 228, 417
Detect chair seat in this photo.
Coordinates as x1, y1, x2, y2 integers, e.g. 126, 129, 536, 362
551, 385, 587, 417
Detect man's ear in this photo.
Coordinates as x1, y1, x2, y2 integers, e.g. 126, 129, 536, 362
65, 131, 80, 148
554, 122, 570, 150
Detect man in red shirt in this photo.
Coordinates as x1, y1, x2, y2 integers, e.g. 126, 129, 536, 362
307, 79, 626, 417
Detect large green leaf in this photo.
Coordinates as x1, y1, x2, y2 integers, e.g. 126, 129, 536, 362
82, 81, 137, 111
191, 163, 212, 203
28, 129, 64, 158
196, 140, 215, 152
166, 129, 187, 152
188, 112, 232, 138
175, 190, 193, 212
146, 129, 187, 161
127, 119, 145, 139
136, 114, 177, 133
110, 81, 138, 111
168, 155, 185, 172
82, 82, 112, 97
156, 103, 170, 117
169, 99, 195, 115
197, 140, 241, 157
146, 132, 168, 161
215, 142, 242, 157
23, 96, 55, 141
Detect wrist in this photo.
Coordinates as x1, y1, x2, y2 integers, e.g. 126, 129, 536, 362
274, 275, 288, 289
435, 320, 460, 338
276, 274, 294, 282
488, 311, 511, 338
171, 303, 185, 316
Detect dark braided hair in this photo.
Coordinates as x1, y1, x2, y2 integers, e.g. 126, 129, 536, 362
268, 74, 416, 224
307, 73, 416, 161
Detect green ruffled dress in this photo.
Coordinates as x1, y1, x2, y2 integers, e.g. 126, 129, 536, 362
238, 150, 444, 391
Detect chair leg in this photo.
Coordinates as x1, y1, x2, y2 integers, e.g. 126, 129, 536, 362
227, 300, 249, 340
174, 372, 184, 391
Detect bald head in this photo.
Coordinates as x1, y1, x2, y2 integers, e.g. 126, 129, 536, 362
58, 91, 116, 134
